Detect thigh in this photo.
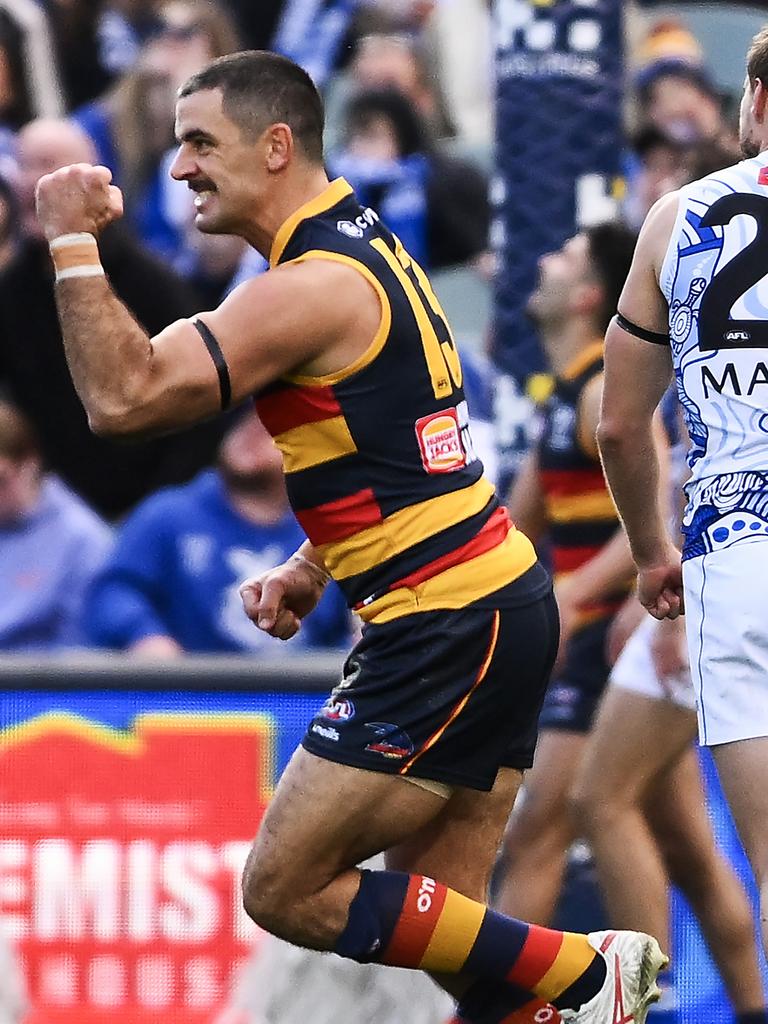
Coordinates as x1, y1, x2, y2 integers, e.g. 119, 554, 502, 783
644, 745, 717, 869
501, 729, 587, 854
385, 766, 524, 899
713, 737, 768, 879
573, 685, 696, 809
249, 746, 448, 898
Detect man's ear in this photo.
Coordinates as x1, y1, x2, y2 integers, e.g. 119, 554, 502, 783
572, 280, 603, 319
266, 123, 294, 173
753, 78, 768, 124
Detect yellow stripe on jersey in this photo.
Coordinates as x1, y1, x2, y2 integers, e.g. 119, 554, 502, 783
357, 528, 537, 624
318, 477, 495, 580
545, 491, 617, 523
274, 415, 357, 473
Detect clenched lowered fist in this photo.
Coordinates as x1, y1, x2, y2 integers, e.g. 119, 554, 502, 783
35, 163, 124, 240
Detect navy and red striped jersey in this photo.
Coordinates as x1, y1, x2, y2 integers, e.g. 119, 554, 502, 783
255, 178, 536, 622
537, 342, 629, 625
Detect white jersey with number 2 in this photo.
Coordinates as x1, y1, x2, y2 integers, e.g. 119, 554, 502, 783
659, 149, 768, 561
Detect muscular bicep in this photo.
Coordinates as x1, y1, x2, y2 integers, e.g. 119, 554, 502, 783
599, 192, 678, 437
138, 260, 377, 433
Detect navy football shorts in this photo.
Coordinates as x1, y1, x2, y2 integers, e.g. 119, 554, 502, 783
537, 616, 612, 734
301, 562, 558, 791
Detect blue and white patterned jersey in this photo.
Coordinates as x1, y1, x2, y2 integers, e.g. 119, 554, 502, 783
659, 149, 768, 559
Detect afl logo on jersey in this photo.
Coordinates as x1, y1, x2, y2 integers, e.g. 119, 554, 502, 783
415, 408, 467, 474
337, 219, 364, 239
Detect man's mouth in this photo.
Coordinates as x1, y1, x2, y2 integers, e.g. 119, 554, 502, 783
189, 181, 216, 209
193, 189, 215, 210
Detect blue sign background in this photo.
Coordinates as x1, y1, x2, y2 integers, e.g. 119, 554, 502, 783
0, 689, 762, 1021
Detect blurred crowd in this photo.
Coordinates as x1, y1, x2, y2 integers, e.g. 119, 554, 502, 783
0, 1, 745, 663
0, 0, 499, 661
0, 4, 756, 1024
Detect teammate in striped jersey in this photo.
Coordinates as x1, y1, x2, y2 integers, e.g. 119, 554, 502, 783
495, 225, 637, 935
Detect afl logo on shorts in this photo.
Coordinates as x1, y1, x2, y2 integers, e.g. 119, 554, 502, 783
415, 408, 466, 474
321, 697, 356, 722
336, 219, 364, 239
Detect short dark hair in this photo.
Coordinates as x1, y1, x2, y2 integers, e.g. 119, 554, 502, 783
585, 222, 638, 333
178, 50, 325, 162
747, 26, 768, 88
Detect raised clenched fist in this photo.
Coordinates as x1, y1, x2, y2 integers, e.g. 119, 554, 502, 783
35, 163, 124, 240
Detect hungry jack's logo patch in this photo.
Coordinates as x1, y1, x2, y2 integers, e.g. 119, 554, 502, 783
415, 408, 466, 474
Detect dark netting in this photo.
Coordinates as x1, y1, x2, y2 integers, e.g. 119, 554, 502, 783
491, 0, 624, 483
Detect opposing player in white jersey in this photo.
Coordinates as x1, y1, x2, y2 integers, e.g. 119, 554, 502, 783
598, 24, 768, 960
574, 410, 768, 1022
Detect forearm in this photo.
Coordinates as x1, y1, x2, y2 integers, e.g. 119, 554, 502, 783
598, 429, 669, 568
38, 181, 218, 438
55, 274, 155, 433
563, 528, 634, 607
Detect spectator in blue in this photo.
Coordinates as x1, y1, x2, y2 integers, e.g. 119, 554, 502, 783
85, 407, 351, 657
329, 87, 489, 269
73, 0, 240, 261
0, 396, 111, 651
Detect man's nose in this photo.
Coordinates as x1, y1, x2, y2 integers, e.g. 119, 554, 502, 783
169, 147, 195, 181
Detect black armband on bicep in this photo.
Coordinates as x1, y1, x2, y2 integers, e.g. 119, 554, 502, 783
614, 312, 670, 346
192, 318, 232, 410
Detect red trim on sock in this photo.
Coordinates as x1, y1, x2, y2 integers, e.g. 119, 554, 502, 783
381, 875, 448, 966
507, 926, 564, 991
500, 998, 561, 1023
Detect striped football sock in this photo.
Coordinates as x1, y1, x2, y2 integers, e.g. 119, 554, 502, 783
334, 870, 605, 1009
456, 980, 560, 1022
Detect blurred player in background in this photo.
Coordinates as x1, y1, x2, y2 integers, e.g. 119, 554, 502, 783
494, 223, 637, 925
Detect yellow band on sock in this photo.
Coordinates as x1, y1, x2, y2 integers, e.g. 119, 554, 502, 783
535, 931, 597, 1001
49, 232, 105, 282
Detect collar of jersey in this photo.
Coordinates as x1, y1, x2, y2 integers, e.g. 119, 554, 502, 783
269, 178, 354, 268
560, 339, 604, 381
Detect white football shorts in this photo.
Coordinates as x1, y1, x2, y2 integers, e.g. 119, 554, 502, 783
684, 539, 768, 746
610, 614, 696, 711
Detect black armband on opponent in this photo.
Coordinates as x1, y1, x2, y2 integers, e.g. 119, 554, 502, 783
614, 312, 669, 346
192, 318, 232, 410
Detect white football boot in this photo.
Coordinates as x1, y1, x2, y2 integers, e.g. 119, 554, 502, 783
559, 931, 668, 1024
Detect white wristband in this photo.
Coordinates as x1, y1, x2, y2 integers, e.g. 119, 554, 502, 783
49, 232, 105, 282
55, 265, 106, 281
49, 231, 99, 249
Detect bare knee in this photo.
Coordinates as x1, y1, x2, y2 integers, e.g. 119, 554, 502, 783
568, 774, 627, 839
502, 789, 572, 862
241, 844, 300, 938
